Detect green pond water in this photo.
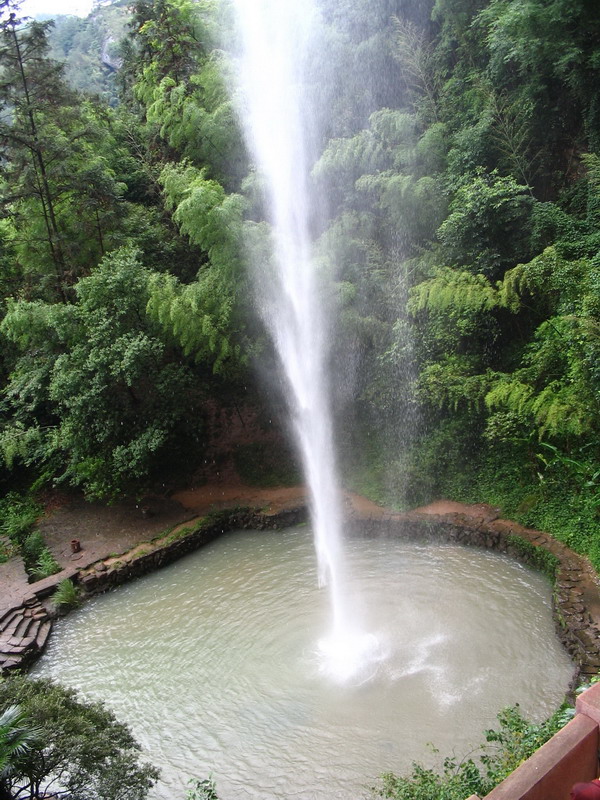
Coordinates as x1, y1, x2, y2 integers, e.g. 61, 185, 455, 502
32, 525, 574, 799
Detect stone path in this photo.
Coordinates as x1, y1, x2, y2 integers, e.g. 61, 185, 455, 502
0, 597, 51, 672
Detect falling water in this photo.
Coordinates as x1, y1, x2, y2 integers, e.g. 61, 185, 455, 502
232, 0, 380, 681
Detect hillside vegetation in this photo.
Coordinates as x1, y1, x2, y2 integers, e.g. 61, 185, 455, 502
1, 0, 600, 566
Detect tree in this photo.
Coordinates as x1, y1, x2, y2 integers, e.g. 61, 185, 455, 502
0, 247, 206, 498
0, 0, 72, 298
122, 0, 246, 189
0, 2, 135, 297
0, 705, 41, 800
0, 675, 158, 800
436, 170, 534, 279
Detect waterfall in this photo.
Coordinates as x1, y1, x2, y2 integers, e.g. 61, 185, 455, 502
231, 0, 382, 682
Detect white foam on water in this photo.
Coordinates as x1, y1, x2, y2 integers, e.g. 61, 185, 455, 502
317, 630, 388, 685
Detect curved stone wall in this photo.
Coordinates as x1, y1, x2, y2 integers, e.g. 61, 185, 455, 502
3, 500, 599, 685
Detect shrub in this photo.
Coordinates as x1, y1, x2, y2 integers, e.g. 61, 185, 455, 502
0, 493, 41, 545
20, 531, 46, 569
52, 578, 81, 610
373, 704, 570, 799
0, 675, 159, 800
187, 777, 219, 800
29, 548, 61, 581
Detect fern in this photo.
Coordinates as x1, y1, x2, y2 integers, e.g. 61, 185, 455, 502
417, 358, 491, 411
485, 380, 534, 416
408, 268, 499, 315
498, 248, 587, 311
486, 378, 592, 437
312, 130, 387, 190
530, 384, 590, 437
147, 273, 240, 373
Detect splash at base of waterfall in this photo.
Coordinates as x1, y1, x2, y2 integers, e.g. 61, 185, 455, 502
317, 629, 388, 685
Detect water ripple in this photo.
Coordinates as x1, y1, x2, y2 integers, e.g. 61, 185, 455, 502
31, 527, 573, 800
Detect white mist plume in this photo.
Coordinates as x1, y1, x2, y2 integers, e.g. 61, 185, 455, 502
231, 0, 383, 681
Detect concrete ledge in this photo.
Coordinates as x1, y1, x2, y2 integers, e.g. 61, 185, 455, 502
484, 713, 598, 800
576, 680, 600, 724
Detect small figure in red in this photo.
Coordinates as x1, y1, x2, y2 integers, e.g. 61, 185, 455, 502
570, 780, 600, 799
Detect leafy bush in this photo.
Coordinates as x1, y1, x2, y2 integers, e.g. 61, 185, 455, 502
373, 704, 571, 799
0, 675, 159, 800
20, 532, 60, 580
0, 493, 59, 579
187, 777, 219, 800
52, 578, 81, 610
29, 548, 61, 581
0, 493, 41, 545
20, 531, 46, 568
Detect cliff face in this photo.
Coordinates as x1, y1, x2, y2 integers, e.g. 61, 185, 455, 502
101, 34, 123, 71
47, 1, 130, 100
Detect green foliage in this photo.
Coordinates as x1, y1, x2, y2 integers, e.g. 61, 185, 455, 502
374, 704, 569, 799
29, 547, 61, 581
0, 675, 159, 800
186, 777, 219, 800
20, 531, 46, 569
146, 162, 248, 374
232, 442, 301, 488
0, 494, 41, 545
123, 0, 246, 187
52, 578, 81, 610
48, 3, 130, 103
0, 492, 60, 576
408, 268, 499, 315
417, 357, 491, 411
436, 170, 534, 279
17, 529, 60, 581
1, 248, 206, 498
0, 703, 42, 795
0, 8, 139, 295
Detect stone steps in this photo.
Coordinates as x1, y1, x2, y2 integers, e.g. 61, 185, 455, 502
0, 601, 52, 673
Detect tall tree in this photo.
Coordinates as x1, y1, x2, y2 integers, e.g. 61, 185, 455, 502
0, 0, 71, 298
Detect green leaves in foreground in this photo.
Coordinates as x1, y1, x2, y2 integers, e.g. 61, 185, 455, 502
0, 676, 158, 800
374, 704, 570, 800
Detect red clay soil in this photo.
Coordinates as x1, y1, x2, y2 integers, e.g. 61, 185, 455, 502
171, 483, 307, 515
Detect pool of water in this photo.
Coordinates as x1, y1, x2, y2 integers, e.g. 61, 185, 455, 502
31, 525, 574, 799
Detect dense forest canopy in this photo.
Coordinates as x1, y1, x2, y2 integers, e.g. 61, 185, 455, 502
1, 0, 600, 567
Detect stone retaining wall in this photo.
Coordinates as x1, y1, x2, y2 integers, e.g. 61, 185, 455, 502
77, 507, 308, 597
352, 511, 600, 681
72, 503, 600, 683
4, 500, 599, 686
